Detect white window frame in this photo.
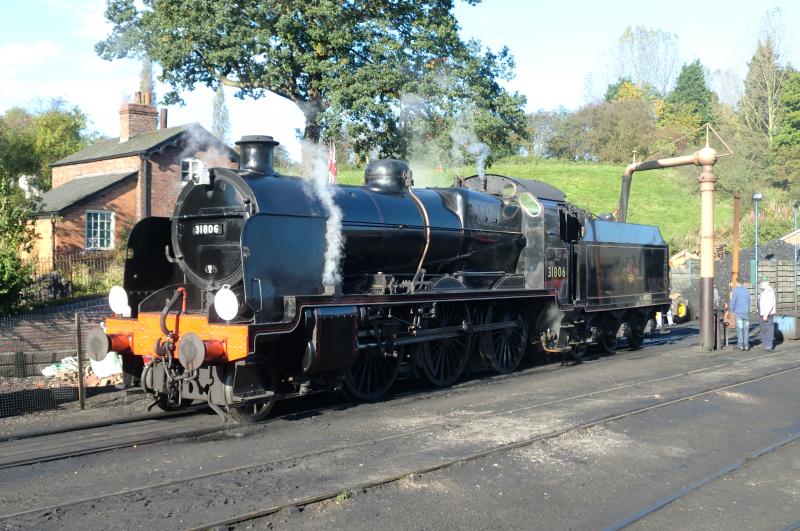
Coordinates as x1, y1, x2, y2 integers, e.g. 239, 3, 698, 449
181, 157, 202, 182
85, 210, 115, 250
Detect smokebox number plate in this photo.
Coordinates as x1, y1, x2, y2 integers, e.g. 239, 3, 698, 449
193, 223, 224, 236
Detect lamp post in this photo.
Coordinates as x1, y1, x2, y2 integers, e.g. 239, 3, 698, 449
794, 200, 799, 311
753, 192, 762, 286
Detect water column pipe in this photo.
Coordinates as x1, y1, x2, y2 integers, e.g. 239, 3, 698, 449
794, 200, 799, 311
617, 145, 718, 351
753, 192, 762, 289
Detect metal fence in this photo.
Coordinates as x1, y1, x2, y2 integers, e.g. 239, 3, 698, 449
0, 300, 128, 420
21, 252, 122, 306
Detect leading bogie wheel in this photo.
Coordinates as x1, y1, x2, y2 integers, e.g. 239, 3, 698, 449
225, 363, 279, 423
415, 303, 472, 387
478, 303, 528, 374
342, 344, 401, 402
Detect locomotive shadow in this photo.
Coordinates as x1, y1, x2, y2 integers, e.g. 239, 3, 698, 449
0, 384, 120, 418
212, 325, 703, 428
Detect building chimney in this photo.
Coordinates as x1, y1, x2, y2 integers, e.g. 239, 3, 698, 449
119, 92, 158, 143
159, 108, 168, 129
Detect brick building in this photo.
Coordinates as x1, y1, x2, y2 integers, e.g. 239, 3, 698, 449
30, 92, 238, 263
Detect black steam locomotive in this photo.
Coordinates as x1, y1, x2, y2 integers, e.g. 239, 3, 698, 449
88, 135, 670, 422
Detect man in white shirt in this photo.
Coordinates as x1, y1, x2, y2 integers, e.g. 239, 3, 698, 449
758, 277, 776, 350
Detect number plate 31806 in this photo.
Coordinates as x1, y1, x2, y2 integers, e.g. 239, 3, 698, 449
193, 223, 224, 236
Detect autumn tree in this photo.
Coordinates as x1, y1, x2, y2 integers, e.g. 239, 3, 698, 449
97, 0, 526, 161
614, 26, 680, 96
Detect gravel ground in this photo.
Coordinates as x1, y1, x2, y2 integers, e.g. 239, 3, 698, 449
0, 386, 151, 437
3, 328, 800, 530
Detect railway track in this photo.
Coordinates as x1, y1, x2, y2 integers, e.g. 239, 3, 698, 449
0, 330, 686, 470
191, 361, 800, 531
0, 343, 795, 528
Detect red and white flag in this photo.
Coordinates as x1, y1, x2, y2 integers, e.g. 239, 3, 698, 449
327, 141, 337, 184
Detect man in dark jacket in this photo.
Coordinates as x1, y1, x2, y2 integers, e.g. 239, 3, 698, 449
729, 276, 750, 351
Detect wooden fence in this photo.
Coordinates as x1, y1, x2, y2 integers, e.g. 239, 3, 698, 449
671, 258, 799, 317
751, 260, 799, 311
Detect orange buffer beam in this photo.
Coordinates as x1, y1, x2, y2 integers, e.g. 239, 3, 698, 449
105, 313, 249, 361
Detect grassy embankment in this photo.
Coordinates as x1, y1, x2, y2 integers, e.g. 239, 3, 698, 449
331, 158, 734, 253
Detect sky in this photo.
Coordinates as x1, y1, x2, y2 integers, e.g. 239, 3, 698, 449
1, 0, 799, 161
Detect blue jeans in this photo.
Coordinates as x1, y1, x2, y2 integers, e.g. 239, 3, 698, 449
735, 314, 749, 349
761, 315, 775, 349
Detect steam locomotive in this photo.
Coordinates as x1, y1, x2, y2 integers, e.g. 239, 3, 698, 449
87, 135, 670, 422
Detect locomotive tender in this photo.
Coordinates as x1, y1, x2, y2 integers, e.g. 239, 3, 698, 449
87, 135, 670, 422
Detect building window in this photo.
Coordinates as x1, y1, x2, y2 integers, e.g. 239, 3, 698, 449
181, 157, 202, 182
85, 210, 114, 250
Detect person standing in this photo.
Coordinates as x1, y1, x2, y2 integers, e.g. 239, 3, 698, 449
729, 276, 750, 350
758, 277, 777, 350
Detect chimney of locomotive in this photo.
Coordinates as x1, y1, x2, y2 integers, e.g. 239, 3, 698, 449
235, 135, 279, 175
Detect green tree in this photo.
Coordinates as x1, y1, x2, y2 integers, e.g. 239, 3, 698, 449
381, 43, 526, 166
212, 85, 230, 144
96, 0, 525, 161
0, 116, 36, 313
740, 38, 786, 146
774, 70, 800, 147
664, 60, 715, 129
31, 101, 92, 189
0, 102, 92, 312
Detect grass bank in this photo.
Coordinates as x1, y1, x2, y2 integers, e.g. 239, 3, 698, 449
284, 158, 736, 252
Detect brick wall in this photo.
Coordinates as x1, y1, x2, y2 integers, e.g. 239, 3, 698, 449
25, 219, 54, 262
51, 156, 139, 189
54, 177, 137, 255
149, 143, 238, 218
41, 128, 237, 257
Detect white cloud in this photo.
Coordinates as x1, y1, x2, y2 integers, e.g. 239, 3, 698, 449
77, 9, 112, 41
0, 41, 60, 67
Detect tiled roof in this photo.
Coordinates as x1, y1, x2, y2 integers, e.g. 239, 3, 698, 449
37, 170, 137, 214
52, 124, 195, 166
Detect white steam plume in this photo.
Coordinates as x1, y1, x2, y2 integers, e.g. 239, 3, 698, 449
178, 125, 234, 171
449, 112, 491, 187
468, 142, 490, 188
302, 140, 345, 287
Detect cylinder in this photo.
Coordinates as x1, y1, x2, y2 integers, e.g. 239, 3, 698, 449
177, 332, 227, 372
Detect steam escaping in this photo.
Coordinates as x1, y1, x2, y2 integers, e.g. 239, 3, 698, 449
450, 114, 491, 189
302, 140, 345, 287
177, 126, 235, 174
468, 142, 490, 188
